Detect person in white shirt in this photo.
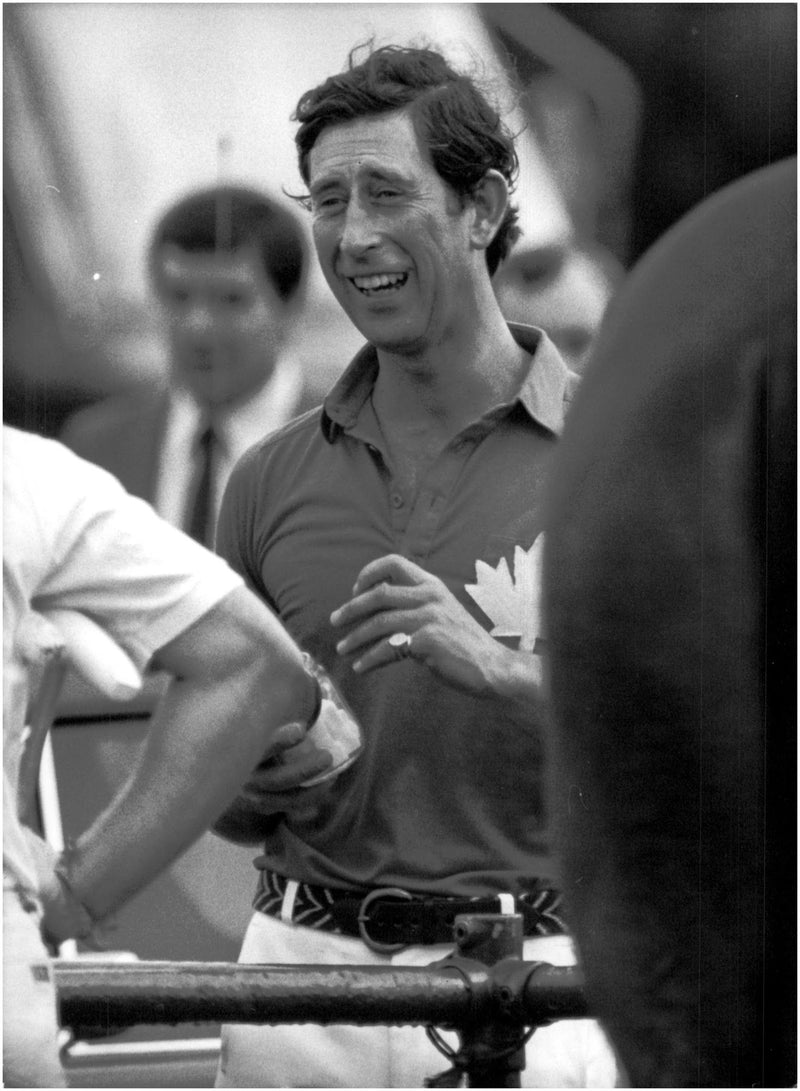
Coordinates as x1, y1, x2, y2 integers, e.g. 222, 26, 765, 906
60, 185, 316, 545
3, 426, 333, 1087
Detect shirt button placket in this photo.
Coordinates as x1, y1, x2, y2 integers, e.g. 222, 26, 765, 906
389, 487, 407, 536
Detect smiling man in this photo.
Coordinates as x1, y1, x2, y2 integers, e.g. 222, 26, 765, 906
60, 185, 311, 547
212, 44, 618, 1089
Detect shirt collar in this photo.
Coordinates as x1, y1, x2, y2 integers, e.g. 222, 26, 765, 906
320, 322, 574, 443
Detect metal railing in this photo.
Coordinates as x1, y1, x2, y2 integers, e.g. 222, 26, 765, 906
55, 912, 588, 1087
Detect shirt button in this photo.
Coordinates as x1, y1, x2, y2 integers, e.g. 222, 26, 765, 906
390, 492, 404, 508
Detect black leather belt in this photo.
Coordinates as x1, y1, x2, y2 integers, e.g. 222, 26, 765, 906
253, 867, 566, 953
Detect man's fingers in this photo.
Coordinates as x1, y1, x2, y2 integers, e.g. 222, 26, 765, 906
246, 755, 332, 793
350, 553, 428, 596
256, 722, 306, 767
249, 735, 333, 790
351, 628, 429, 674
351, 636, 403, 675
330, 582, 420, 629
334, 610, 417, 656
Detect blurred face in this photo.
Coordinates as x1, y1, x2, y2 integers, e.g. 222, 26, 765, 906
155, 243, 287, 408
307, 109, 474, 356
493, 244, 622, 374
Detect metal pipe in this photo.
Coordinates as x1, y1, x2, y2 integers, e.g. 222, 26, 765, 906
55, 959, 586, 1033
56, 961, 482, 1030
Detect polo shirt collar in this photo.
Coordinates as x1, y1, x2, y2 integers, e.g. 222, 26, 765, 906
321, 322, 572, 442
509, 323, 574, 436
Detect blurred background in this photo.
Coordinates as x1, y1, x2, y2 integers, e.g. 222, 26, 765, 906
5, 2, 795, 434
3, 4, 795, 1085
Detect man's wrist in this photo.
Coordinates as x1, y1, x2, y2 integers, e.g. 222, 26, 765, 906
51, 841, 98, 941
489, 646, 547, 718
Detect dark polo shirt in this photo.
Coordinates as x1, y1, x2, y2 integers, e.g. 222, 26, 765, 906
217, 323, 575, 896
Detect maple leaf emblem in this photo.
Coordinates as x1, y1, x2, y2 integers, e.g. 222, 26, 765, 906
464, 537, 545, 653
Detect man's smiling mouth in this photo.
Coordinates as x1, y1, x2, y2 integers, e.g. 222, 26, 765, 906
350, 272, 408, 295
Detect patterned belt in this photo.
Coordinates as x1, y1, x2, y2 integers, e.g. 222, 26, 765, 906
253, 866, 566, 953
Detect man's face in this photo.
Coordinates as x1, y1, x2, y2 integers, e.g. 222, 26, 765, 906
155, 243, 287, 408
307, 109, 474, 356
493, 245, 622, 374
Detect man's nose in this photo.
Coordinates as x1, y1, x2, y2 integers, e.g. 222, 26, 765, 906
183, 300, 215, 335
338, 197, 380, 256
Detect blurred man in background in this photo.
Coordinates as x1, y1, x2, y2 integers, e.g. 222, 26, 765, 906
493, 241, 624, 375
60, 185, 314, 546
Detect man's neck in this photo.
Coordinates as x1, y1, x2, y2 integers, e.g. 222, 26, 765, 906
177, 358, 283, 422
371, 309, 529, 438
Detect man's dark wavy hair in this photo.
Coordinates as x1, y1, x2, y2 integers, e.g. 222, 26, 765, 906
293, 44, 520, 276
149, 185, 307, 302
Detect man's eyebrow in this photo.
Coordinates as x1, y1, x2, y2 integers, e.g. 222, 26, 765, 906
309, 166, 409, 199
308, 177, 343, 201
367, 167, 407, 187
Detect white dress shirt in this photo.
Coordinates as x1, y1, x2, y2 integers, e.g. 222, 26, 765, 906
154, 354, 303, 535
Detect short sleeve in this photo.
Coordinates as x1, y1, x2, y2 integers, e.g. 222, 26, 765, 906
4, 428, 242, 671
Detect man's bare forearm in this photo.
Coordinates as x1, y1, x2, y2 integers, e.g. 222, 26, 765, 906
64, 589, 315, 923
67, 663, 303, 920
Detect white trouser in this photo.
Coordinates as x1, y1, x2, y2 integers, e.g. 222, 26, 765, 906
3, 885, 66, 1088
216, 910, 620, 1088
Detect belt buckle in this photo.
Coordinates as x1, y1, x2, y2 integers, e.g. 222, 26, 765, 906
357, 887, 413, 953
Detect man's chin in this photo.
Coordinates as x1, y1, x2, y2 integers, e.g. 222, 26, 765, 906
352, 322, 427, 359
376, 340, 428, 361
340, 303, 419, 351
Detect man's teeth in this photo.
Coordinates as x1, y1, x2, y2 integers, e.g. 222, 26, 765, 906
352, 272, 407, 292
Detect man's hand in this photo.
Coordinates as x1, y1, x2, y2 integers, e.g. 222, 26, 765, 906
211, 721, 333, 844
21, 829, 94, 945
330, 554, 521, 696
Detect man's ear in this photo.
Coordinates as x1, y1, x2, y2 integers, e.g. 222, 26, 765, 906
468, 169, 509, 254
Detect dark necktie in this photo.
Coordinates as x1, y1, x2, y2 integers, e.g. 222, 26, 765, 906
186, 425, 215, 546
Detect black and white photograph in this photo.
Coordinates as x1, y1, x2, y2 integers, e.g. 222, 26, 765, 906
3, 3, 796, 1087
